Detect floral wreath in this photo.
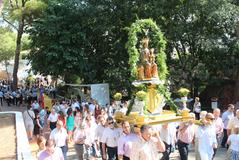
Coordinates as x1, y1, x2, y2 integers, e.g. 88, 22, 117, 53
126, 19, 168, 81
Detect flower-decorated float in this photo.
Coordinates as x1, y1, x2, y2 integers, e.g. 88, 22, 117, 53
114, 19, 194, 126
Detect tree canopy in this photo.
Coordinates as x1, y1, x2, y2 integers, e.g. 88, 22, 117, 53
28, 0, 239, 97
0, 27, 16, 61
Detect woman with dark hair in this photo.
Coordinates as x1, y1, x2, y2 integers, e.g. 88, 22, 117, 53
33, 112, 43, 139
66, 108, 74, 143
58, 111, 66, 128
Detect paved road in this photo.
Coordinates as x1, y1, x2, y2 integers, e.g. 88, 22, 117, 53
1, 104, 228, 160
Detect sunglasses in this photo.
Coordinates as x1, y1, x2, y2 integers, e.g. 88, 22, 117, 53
207, 118, 215, 120
108, 122, 114, 125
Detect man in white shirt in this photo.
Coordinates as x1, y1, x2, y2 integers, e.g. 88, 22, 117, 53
89, 100, 96, 114
158, 123, 176, 160
102, 117, 122, 160
221, 104, 235, 148
130, 125, 165, 160
50, 120, 68, 160
95, 115, 106, 159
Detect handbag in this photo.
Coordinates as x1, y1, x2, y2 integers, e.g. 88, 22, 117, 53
27, 110, 36, 125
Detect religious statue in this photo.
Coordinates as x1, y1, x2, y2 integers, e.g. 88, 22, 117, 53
150, 48, 158, 78
137, 37, 158, 80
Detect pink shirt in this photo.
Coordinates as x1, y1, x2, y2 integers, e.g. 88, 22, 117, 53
118, 133, 139, 157
178, 123, 195, 144
214, 117, 224, 134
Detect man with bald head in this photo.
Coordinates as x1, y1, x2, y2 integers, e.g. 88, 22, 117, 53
49, 120, 68, 160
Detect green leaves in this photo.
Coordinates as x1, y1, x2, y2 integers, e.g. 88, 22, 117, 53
0, 27, 16, 61
28, 0, 89, 78
126, 19, 168, 80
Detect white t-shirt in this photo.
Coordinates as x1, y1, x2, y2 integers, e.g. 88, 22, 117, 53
228, 134, 239, 151
48, 113, 58, 122
95, 124, 105, 142
89, 104, 95, 113
49, 128, 68, 147
101, 127, 121, 147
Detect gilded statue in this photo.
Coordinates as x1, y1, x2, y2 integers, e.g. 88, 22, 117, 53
137, 37, 158, 80
150, 48, 158, 78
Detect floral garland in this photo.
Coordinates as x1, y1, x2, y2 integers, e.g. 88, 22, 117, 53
126, 19, 168, 81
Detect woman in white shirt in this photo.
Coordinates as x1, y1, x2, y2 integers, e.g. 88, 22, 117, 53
47, 109, 58, 130
227, 127, 239, 160
193, 97, 201, 120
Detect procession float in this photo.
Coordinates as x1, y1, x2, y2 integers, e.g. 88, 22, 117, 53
114, 19, 194, 126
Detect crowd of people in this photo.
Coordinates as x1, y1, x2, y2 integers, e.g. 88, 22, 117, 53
20, 92, 239, 160
0, 80, 229, 160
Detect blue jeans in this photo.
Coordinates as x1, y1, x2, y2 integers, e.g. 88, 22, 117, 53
60, 145, 68, 160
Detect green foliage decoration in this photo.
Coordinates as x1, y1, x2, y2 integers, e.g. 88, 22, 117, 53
157, 85, 179, 114
126, 19, 168, 81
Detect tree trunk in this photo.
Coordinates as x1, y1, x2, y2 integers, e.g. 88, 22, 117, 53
12, 20, 24, 91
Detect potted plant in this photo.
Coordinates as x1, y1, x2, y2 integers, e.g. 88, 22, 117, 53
113, 92, 122, 110
113, 92, 122, 101
136, 90, 147, 101
131, 90, 147, 115
177, 88, 190, 110
177, 88, 190, 100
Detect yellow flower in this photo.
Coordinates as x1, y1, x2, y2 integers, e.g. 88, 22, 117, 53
136, 90, 147, 101
177, 88, 190, 97
113, 93, 122, 101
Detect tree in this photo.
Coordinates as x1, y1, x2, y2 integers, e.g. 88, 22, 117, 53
1, 0, 46, 90
0, 27, 16, 61
147, 0, 239, 97
0, 27, 16, 79
28, 0, 90, 82
28, 0, 239, 99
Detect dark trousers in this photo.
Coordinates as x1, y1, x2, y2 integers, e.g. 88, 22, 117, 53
123, 155, 130, 160
100, 142, 106, 160
60, 145, 68, 160
178, 140, 189, 160
194, 112, 200, 120
161, 142, 171, 160
0, 97, 3, 106
221, 129, 228, 147
107, 146, 118, 160
50, 121, 57, 130
74, 144, 84, 160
